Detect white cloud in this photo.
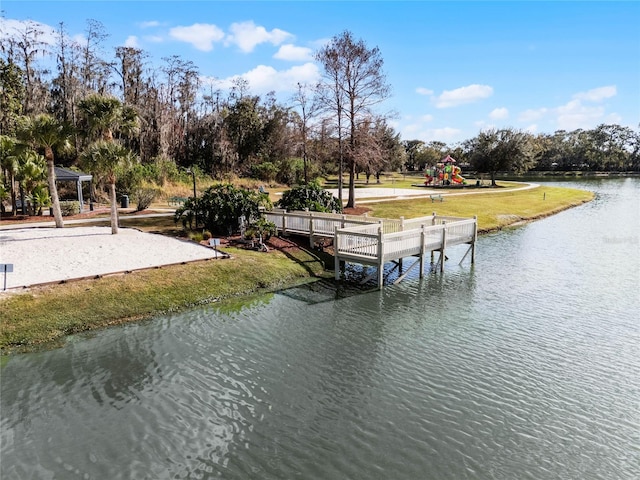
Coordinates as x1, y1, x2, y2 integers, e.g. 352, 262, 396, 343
400, 123, 462, 142
489, 107, 509, 120
556, 99, 607, 131
519, 108, 548, 123
573, 85, 617, 102
274, 44, 313, 61
434, 84, 493, 108
226, 21, 292, 53
421, 114, 434, 122
144, 35, 164, 43
209, 62, 320, 94
139, 21, 162, 29
123, 36, 139, 48
416, 87, 434, 96
432, 127, 463, 140
169, 23, 224, 51
524, 124, 538, 134
0, 18, 57, 45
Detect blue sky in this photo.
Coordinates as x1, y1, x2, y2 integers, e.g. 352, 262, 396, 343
2, 1, 639, 144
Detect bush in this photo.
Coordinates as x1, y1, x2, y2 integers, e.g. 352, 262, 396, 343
59, 200, 80, 216
116, 164, 145, 196
175, 183, 272, 235
245, 217, 277, 242
132, 187, 158, 212
276, 157, 305, 186
251, 162, 278, 183
275, 181, 342, 213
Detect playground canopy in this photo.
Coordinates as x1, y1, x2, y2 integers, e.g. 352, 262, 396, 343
441, 155, 456, 163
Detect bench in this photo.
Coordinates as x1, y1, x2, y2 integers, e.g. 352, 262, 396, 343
430, 194, 444, 203
168, 196, 188, 206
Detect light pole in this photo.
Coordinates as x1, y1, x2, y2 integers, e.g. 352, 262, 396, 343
186, 168, 197, 228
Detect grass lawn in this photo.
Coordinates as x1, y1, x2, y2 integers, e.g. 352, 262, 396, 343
365, 183, 594, 232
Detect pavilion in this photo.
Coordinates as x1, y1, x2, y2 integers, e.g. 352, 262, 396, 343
54, 167, 93, 212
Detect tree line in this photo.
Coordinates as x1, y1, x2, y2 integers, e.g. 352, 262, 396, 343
1, 18, 639, 222
1, 21, 404, 212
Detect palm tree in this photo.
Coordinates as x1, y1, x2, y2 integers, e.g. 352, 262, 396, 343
80, 140, 136, 234
78, 94, 139, 142
15, 149, 46, 215
18, 115, 73, 227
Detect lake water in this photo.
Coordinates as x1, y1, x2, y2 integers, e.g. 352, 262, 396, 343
1, 179, 638, 480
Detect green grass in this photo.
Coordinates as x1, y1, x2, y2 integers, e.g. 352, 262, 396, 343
365, 183, 594, 232
0, 243, 329, 354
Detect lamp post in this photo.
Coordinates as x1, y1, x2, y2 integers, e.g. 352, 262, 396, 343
186, 168, 197, 228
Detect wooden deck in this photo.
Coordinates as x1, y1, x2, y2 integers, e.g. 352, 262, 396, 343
265, 209, 477, 289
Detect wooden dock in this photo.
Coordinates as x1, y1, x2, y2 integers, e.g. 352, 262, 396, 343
264, 210, 477, 289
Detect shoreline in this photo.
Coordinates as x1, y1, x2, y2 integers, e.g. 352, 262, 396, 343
1, 184, 595, 355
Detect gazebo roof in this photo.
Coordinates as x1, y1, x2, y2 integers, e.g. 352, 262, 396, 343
54, 167, 92, 182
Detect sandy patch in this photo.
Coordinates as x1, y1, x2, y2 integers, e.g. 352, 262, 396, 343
0, 226, 221, 291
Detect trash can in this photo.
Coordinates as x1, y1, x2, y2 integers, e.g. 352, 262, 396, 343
121, 195, 129, 208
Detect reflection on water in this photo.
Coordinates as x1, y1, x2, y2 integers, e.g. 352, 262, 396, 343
1, 179, 639, 480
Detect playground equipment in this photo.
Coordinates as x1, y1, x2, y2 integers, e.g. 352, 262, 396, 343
425, 155, 466, 186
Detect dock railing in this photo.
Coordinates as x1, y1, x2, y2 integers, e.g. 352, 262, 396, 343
263, 209, 477, 288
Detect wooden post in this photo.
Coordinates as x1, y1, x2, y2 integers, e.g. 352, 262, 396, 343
440, 222, 447, 273
471, 215, 478, 264
334, 227, 340, 280
282, 211, 287, 236
420, 225, 426, 278
309, 213, 315, 247
377, 225, 384, 289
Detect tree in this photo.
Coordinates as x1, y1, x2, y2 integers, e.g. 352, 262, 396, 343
15, 149, 46, 215
78, 94, 139, 233
79, 19, 111, 95
224, 95, 264, 172
0, 20, 50, 116
402, 140, 425, 171
0, 59, 25, 136
316, 31, 391, 208
18, 114, 73, 227
290, 82, 320, 184
80, 140, 136, 234
0, 135, 20, 215
78, 93, 139, 143
466, 128, 535, 185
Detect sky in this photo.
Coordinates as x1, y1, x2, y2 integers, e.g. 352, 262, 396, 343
1, 0, 639, 145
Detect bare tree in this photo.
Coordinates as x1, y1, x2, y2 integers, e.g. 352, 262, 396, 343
1, 20, 50, 115
290, 82, 320, 184
80, 19, 111, 95
316, 31, 390, 208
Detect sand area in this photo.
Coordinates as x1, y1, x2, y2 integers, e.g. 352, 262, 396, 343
0, 226, 221, 292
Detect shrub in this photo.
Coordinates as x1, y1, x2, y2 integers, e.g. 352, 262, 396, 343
276, 157, 305, 186
175, 183, 272, 235
275, 181, 342, 213
251, 161, 278, 183
245, 217, 277, 242
132, 187, 158, 212
59, 200, 81, 216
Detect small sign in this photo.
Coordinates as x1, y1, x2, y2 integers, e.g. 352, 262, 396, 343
209, 238, 221, 247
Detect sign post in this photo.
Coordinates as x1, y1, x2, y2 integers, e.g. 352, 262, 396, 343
1, 263, 14, 291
